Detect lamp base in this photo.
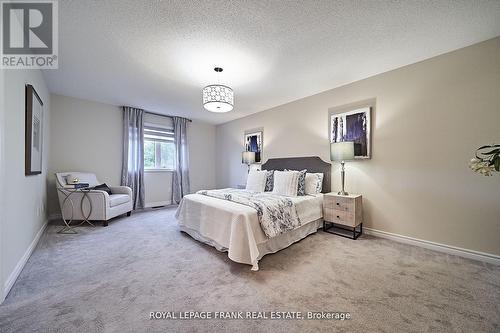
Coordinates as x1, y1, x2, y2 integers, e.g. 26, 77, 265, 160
338, 162, 348, 196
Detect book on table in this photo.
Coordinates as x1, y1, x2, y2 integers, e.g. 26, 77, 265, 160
63, 183, 90, 189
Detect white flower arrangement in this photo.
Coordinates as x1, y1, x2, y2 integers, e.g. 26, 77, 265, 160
469, 144, 499, 176
469, 158, 495, 176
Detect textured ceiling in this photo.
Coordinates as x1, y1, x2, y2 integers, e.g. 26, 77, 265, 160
43, 0, 500, 124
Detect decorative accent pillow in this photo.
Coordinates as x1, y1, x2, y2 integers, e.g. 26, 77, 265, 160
245, 170, 267, 192
263, 170, 274, 192
305, 172, 324, 195
272, 170, 300, 197
93, 183, 112, 195
285, 169, 307, 196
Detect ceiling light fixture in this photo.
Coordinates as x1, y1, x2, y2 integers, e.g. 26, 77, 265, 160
202, 67, 234, 113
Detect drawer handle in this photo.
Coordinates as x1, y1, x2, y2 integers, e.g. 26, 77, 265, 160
336, 215, 340, 218
336, 203, 340, 206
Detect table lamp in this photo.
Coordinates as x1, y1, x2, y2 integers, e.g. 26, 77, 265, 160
242, 151, 256, 173
330, 142, 355, 195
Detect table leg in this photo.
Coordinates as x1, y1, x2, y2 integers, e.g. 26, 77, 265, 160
58, 191, 77, 234
76, 190, 95, 227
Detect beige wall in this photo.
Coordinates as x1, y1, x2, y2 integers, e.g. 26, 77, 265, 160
216, 37, 500, 256
47, 95, 123, 215
188, 120, 217, 193
48, 94, 216, 215
0, 62, 5, 302
1, 68, 51, 301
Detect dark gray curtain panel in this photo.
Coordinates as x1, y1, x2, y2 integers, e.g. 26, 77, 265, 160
172, 116, 190, 204
121, 106, 145, 209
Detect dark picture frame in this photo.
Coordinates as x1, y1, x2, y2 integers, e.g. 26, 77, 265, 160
25, 84, 44, 175
329, 102, 372, 159
244, 129, 263, 163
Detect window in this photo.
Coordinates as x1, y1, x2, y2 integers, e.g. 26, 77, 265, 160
144, 125, 175, 170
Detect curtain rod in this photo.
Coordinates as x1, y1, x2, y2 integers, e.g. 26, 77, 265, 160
145, 110, 192, 122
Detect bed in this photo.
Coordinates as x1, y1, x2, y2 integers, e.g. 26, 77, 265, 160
175, 156, 331, 270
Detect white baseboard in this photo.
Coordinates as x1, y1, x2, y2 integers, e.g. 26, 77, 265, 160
364, 227, 500, 265
144, 201, 172, 208
3, 221, 48, 302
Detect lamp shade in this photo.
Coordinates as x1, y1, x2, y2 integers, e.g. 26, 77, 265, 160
203, 85, 234, 113
242, 151, 256, 165
330, 142, 355, 161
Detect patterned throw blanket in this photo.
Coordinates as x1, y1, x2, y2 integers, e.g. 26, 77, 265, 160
197, 188, 301, 238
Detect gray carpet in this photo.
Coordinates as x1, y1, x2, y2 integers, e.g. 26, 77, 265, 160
0, 207, 498, 332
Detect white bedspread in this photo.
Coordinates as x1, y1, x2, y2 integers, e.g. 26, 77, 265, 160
175, 192, 323, 270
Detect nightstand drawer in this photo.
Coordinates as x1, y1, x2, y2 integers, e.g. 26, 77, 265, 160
324, 209, 355, 226
324, 197, 354, 213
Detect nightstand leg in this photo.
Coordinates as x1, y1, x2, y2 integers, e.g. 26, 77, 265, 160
352, 223, 363, 240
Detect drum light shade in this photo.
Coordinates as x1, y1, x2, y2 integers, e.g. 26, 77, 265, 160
203, 84, 234, 113
242, 151, 256, 165
330, 141, 355, 161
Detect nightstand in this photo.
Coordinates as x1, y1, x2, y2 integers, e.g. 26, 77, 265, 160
323, 193, 363, 239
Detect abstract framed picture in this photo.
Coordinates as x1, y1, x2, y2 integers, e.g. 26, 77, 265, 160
244, 129, 263, 163
25, 84, 44, 175
329, 106, 371, 159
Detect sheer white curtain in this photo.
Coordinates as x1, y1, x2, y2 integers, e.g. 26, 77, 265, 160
172, 116, 190, 204
121, 106, 145, 209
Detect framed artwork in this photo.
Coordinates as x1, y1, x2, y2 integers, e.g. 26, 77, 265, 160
329, 105, 371, 159
25, 84, 44, 175
244, 129, 263, 163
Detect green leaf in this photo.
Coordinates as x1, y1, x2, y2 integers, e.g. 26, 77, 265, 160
477, 144, 500, 150
481, 149, 500, 155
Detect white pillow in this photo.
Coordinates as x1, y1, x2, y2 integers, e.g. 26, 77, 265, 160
245, 170, 267, 192
305, 172, 324, 195
272, 170, 300, 197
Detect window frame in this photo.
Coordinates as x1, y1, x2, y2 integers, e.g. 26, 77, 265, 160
144, 123, 176, 172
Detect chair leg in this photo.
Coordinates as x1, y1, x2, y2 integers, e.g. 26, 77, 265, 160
103, 220, 108, 227
127, 211, 131, 217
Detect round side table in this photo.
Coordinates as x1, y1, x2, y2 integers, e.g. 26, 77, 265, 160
57, 187, 96, 234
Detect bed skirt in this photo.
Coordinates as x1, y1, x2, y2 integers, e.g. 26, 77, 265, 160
179, 219, 322, 271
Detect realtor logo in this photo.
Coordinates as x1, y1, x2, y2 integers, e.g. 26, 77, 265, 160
1, 0, 58, 69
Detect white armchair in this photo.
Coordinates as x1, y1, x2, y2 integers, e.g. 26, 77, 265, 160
55, 172, 133, 227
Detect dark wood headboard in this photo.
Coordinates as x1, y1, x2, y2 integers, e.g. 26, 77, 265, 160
261, 156, 331, 193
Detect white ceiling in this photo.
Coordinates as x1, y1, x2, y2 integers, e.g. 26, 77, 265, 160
43, 0, 500, 124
